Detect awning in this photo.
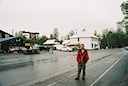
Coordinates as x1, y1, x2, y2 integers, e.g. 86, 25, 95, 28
66, 43, 80, 46
43, 39, 60, 45
0, 36, 25, 43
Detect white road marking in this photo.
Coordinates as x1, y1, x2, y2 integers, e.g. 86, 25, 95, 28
48, 54, 117, 86
47, 82, 56, 86
47, 80, 62, 86
46, 52, 121, 86
70, 56, 113, 78
90, 53, 127, 86
32, 52, 123, 86
47, 61, 103, 86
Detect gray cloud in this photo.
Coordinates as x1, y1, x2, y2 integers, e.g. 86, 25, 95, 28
0, 0, 124, 37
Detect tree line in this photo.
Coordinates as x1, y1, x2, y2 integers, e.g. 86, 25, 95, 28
99, 1, 128, 49
15, 27, 128, 48
17, 28, 75, 45
100, 28, 128, 49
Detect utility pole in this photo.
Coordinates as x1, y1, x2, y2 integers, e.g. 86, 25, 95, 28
12, 29, 14, 36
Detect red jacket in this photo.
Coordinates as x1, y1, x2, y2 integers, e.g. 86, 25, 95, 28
77, 49, 89, 64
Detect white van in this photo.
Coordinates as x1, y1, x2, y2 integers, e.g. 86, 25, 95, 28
53, 45, 63, 50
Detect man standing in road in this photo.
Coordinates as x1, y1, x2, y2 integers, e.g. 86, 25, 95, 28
75, 44, 89, 80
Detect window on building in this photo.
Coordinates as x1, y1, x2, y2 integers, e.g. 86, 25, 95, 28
0, 43, 1, 49
92, 44, 93, 48
78, 38, 79, 42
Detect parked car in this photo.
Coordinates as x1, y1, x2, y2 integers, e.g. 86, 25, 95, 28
9, 47, 20, 53
61, 46, 73, 52
53, 45, 63, 50
70, 46, 79, 51
9, 46, 27, 53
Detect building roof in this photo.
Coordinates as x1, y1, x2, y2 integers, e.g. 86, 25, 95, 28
70, 31, 98, 39
0, 30, 13, 37
43, 39, 60, 45
62, 40, 70, 45
0, 36, 24, 43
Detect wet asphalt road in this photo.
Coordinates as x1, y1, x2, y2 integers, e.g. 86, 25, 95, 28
0, 48, 127, 86
44, 51, 128, 86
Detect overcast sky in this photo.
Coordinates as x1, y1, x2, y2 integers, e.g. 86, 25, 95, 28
0, 0, 124, 37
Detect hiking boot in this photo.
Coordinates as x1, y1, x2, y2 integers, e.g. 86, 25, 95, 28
75, 78, 79, 80
82, 78, 85, 80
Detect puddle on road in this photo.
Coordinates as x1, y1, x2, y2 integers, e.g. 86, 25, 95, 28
0, 62, 33, 72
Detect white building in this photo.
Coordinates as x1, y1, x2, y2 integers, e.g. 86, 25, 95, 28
69, 31, 100, 50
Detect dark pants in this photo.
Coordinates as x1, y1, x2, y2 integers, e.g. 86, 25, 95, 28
76, 62, 86, 78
